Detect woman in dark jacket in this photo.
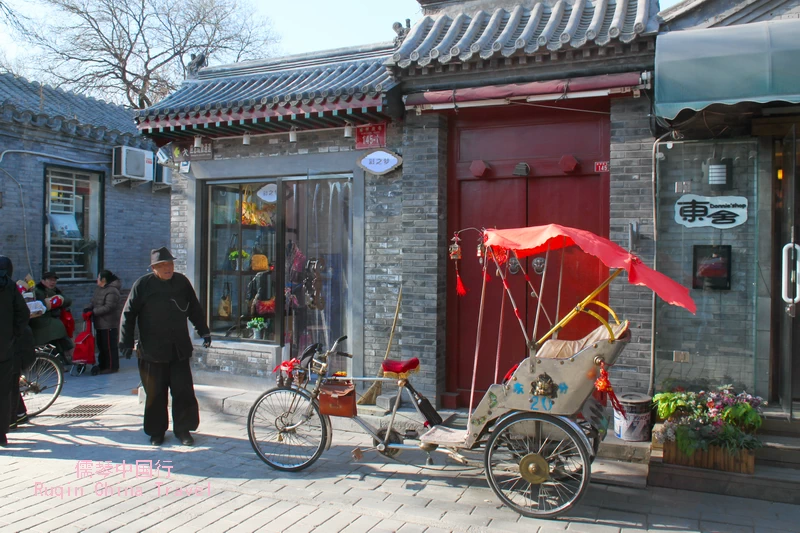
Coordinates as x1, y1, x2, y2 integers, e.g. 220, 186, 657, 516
0, 256, 30, 445
88, 270, 122, 374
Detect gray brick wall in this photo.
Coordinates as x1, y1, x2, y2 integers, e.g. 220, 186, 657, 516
398, 113, 449, 402
609, 96, 657, 393
0, 120, 169, 332
363, 122, 404, 382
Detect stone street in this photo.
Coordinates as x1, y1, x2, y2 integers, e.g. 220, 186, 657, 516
1, 360, 797, 533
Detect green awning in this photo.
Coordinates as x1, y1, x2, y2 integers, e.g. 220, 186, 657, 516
655, 19, 800, 120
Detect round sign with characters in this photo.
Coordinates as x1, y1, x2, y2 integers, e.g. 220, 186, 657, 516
257, 183, 278, 203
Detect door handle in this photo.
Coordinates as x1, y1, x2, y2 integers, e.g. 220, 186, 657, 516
782, 243, 800, 304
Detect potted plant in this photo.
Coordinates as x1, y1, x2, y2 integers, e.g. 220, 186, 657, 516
246, 317, 266, 339
228, 250, 250, 270
653, 385, 763, 474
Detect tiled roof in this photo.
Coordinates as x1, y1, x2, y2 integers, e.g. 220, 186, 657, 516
389, 0, 659, 68
136, 43, 397, 126
0, 72, 138, 135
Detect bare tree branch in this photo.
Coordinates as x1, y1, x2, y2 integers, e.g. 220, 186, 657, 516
17, 0, 279, 108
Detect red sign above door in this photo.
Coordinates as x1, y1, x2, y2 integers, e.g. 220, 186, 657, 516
356, 123, 386, 150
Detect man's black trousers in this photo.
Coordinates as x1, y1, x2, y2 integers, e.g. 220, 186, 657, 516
138, 358, 199, 437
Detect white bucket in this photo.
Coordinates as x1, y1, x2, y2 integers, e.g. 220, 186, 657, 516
613, 392, 652, 442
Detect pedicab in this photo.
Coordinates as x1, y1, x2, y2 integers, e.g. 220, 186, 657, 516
247, 223, 696, 518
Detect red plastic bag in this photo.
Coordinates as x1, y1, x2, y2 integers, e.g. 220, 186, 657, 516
60, 309, 75, 338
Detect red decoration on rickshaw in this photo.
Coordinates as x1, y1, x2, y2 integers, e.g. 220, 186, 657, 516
594, 361, 626, 418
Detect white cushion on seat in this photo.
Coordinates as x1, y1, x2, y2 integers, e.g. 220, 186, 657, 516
537, 320, 630, 359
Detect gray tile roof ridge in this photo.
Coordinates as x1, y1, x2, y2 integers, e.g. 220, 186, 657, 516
657, 0, 709, 23
0, 71, 138, 134
196, 41, 397, 80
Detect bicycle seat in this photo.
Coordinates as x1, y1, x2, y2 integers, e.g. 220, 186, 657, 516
382, 358, 419, 379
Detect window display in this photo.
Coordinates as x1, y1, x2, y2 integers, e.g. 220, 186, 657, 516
206, 175, 352, 355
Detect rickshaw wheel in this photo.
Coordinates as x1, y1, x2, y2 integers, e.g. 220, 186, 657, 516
247, 387, 327, 472
485, 412, 591, 518
374, 428, 403, 458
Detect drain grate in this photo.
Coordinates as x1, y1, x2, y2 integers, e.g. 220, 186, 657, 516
56, 404, 113, 418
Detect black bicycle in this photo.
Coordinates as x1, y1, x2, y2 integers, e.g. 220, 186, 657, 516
19, 345, 65, 416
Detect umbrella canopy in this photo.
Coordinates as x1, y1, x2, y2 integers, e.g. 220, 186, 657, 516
484, 224, 696, 314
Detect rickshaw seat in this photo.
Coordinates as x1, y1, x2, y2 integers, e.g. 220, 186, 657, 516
537, 320, 630, 359
382, 357, 420, 378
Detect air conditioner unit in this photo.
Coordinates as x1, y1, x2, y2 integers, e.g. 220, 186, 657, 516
154, 164, 172, 185
113, 146, 154, 181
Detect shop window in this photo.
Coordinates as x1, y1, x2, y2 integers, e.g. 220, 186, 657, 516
45, 167, 102, 281
207, 175, 352, 355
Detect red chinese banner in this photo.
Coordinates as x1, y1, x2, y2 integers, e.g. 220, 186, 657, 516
356, 123, 386, 150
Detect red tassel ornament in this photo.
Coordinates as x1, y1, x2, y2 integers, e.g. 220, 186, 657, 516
594, 361, 626, 418
455, 267, 467, 296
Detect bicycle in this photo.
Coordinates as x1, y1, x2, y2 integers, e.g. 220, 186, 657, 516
19, 344, 65, 417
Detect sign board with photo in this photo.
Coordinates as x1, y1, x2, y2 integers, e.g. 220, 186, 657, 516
48, 213, 82, 239
674, 194, 748, 229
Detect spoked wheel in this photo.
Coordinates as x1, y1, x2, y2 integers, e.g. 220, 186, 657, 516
20, 353, 65, 417
485, 412, 591, 518
247, 387, 327, 471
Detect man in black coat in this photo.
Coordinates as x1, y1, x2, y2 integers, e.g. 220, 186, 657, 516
0, 256, 30, 446
119, 247, 211, 446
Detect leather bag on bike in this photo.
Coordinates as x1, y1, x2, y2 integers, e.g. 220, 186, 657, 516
318, 381, 356, 418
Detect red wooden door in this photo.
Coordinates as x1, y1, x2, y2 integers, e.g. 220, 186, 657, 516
446, 103, 609, 407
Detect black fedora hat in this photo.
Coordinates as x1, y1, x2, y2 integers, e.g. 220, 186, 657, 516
150, 247, 175, 266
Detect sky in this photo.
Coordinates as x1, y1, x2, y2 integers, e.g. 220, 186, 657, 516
1, 0, 685, 61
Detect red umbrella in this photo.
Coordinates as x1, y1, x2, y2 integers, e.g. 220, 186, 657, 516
484, 224, 696, 314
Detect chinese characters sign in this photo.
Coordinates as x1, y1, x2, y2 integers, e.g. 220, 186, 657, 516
674, 194, 748, 229
355, 123, 386, 149
357, 149, 402, 176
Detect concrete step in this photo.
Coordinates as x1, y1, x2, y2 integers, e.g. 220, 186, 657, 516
756, 434, 800, 469
648, 448, 800, 504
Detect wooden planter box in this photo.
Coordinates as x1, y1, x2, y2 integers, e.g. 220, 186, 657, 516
662, 441, 755, 474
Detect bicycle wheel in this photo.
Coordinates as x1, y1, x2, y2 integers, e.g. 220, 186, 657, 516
20, 354, 65, 417
485, 412, 591, 518
248, 387, 327, 471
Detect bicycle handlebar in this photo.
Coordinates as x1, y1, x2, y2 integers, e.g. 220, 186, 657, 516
336, 351, 353, 359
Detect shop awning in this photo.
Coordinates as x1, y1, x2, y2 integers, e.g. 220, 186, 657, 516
405, 72, 650, 111
654, 19, 800, 120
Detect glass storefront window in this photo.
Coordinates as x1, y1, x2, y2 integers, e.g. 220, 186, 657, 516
654, 139, 758, 393
206, 175, 352, 358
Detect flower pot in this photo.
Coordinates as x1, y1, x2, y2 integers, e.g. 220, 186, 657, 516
662, 441, 755, 474
250, 328, 265, 339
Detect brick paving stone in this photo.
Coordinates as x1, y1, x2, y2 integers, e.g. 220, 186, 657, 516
440, 510, 491, 528
698, 522, 753, 533
395, 524, 428, 533
595, 510, 647, 529
338, 515, 384, 533
647, 514, 699, 531
566, 523, 622, 533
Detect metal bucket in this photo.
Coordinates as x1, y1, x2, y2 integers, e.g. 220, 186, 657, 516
613, 392, 652, 442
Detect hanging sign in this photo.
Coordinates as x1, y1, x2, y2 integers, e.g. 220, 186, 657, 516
674, 194, 748, 229
355, 123, 386, 150
357, 148, 402, 176
173, 142, 213, 162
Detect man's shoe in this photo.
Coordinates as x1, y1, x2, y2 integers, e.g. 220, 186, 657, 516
0, 434, 7, 446
174, 432, 194, 446
150, 435, 164, 446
